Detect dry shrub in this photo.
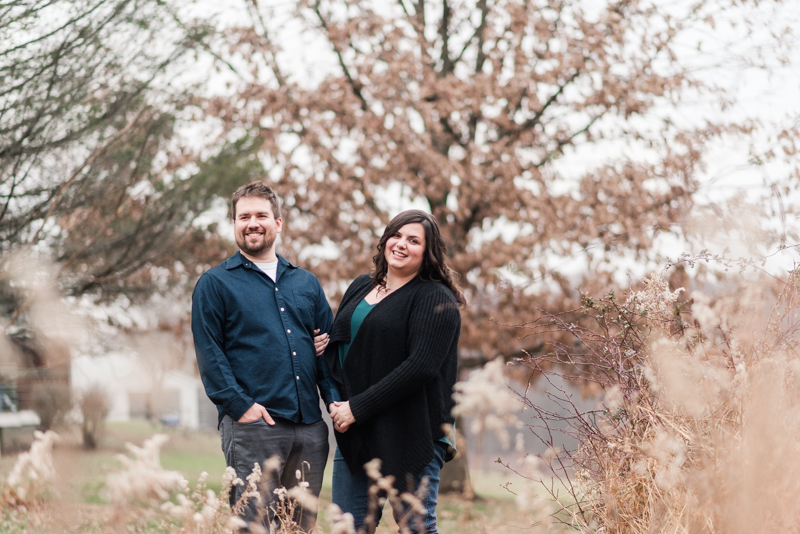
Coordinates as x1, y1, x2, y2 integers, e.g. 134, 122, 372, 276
77, 386, 110, 449
514, 268, 800, 533
30, 382, 71, 431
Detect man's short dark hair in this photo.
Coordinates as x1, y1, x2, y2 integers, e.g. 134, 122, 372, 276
230, 182, 282, 220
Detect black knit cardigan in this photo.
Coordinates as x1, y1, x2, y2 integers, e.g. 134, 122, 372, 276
324, 274, 461, 490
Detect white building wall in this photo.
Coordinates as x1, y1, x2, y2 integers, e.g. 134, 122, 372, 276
71, 353, 204, 429
169, 371, 200, 429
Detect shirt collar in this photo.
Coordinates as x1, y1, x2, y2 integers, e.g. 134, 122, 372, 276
225, 251, 297, 270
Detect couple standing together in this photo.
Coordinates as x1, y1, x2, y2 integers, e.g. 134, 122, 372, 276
191, 181, 465, 533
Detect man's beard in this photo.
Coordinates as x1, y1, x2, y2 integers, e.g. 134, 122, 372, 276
236, 230, 276, 257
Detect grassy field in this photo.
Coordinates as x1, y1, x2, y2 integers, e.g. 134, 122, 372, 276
0, 421, 559, 533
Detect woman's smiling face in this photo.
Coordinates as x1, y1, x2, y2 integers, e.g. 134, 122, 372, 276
384, 222, 426, 277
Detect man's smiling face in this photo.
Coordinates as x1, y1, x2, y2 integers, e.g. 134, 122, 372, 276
233, 196, 282, 260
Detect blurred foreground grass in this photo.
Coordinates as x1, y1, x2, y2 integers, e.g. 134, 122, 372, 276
0, 421, 557, 533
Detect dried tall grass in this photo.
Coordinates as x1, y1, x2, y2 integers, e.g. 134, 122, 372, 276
516, 268, 800, 533
0, 427, 438, 533
102, 436, 434, 533
2, 430, 59, 509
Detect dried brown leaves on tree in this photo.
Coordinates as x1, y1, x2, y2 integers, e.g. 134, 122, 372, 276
202, 0, 791, 361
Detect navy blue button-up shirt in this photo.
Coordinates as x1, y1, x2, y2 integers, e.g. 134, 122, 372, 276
192, 252, 341, 425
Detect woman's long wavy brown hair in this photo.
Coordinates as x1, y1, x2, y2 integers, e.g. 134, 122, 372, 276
371, 210, 466, 306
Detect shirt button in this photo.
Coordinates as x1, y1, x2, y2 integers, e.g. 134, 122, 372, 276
275, 287, 278, 291
292, 352, 296, 356
280, 308, 285, 312
287, 329, 291, 333
296, 376, 300, 380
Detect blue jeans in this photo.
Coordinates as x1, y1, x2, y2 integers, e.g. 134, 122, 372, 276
332, 441, 447, 534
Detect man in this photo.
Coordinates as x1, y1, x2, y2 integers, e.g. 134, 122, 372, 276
191, 181, 339, 530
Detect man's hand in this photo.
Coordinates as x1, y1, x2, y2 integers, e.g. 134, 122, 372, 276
313, 329, 329, 356
238, 403, 275, 425
330, 401, 355, 432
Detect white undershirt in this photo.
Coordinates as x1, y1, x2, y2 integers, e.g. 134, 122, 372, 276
254, 260, 278, 282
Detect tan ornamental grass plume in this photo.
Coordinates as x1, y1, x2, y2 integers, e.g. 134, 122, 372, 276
2, 430, 60, 509
106, 434, 189, 507
452, 357, 524, 451
103, 433, 251, 533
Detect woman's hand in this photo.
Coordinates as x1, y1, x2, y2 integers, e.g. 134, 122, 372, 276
330, 401, 355, 432
313, 329, 329, 356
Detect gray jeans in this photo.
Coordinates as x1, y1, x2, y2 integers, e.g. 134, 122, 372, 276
219, 415, 329, 532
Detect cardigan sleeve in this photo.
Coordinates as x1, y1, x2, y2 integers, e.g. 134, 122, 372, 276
348, 287, 461, 423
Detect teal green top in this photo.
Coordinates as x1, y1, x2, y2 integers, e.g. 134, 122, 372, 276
338, 297, 456, 454
338, 298, 377, 367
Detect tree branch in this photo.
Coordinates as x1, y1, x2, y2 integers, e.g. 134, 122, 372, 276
312, 0, 368, 112
474, 0, 488, 74
245, 0, 288, 87
396, 0, 411, 18
521, 71, 580, 133
27, 106, 151, 245
0, 0, 110, 58
438, 0, 452, 74
533, 113, 603, 169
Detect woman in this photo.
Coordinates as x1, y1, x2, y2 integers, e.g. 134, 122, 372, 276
324, 210, 465, 534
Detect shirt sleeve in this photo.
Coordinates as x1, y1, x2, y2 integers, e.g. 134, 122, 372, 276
312, 279, 342, 407
348, 288, 461, 423
191, 274, 254, 420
